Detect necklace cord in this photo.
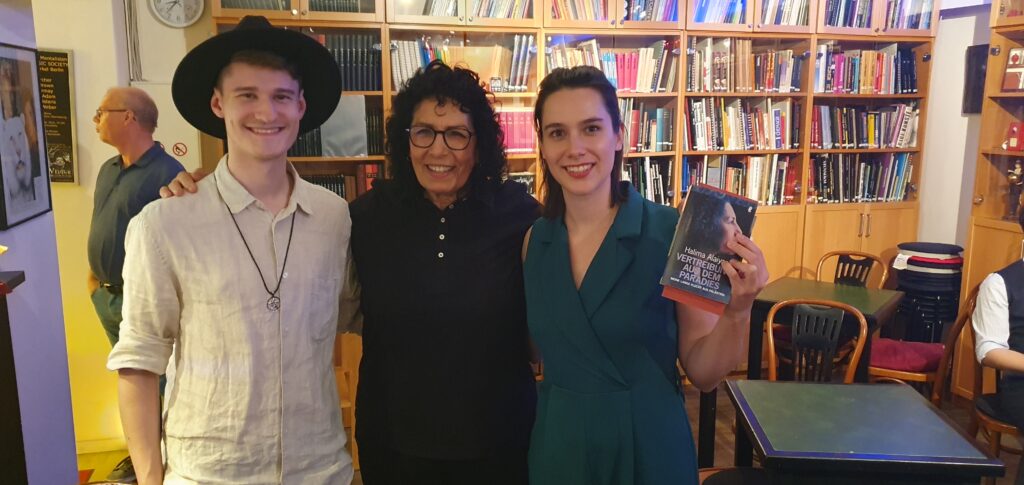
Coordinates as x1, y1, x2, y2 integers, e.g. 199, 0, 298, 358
218, 177, 297, 299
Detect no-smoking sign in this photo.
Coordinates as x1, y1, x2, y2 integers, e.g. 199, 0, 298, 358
172, 142, 188, 157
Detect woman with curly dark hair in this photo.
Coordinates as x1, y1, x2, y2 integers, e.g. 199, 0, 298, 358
349, 60, 539, 484
523, 66, 767, 484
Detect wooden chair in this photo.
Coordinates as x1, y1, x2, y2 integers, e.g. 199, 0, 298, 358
771, 251, 885, 370
967, 327, 1021, 485
816, 250, 889, 289
766, 299, 868, 384
868, 288, 979, 403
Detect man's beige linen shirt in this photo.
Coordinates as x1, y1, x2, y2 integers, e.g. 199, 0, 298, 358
108, 158, 353, 484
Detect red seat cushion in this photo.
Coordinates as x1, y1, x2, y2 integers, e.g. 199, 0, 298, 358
869, 338, 944, 372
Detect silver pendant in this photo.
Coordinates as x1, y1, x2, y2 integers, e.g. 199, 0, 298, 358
267, 295, 281, 311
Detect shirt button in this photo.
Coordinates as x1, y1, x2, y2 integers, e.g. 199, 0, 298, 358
283, 272, 288, 279
448, 204, 454, 209
439, 234, 445, 240
438, 252, 445, 259
441, 217, 446, 223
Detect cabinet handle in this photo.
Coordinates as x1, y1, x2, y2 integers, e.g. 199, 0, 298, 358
468, 16, 474, 21
973, 195, 985, 205
865, 214, 872, 238
301, 9, 308, 14
458, 16, 463, 21
291, 8, 299, 15
857, 214, 864, 237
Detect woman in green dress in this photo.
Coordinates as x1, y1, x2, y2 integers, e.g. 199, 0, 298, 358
523, 66, 769, 484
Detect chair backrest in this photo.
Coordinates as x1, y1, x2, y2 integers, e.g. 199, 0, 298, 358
766, 299, 869, 384
816, 250, 889, 289
931, 286, 979, 405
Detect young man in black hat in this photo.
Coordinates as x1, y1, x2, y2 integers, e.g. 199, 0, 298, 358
973, 210, 1024, 485
107, 16, 353, 484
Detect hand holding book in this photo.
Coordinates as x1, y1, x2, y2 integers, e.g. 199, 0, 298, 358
661, 184, 768, 315
718, 232, 769, 319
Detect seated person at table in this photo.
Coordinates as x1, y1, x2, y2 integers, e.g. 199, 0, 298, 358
973, 210, 1024, 485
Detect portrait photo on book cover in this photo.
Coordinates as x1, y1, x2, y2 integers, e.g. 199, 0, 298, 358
0, 43, 51, 230
665, 184, 757, 303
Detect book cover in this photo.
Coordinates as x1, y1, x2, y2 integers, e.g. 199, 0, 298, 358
661, 183, 759, 315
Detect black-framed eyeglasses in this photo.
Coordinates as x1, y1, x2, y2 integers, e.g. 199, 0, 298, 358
406, 126, 474, 150
94, 108, 129, 119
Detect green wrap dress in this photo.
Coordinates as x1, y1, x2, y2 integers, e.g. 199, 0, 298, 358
524, 186, 698, 485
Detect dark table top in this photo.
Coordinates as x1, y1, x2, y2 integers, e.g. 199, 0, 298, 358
725, 380, 1004, 477
755, 277, 904, 318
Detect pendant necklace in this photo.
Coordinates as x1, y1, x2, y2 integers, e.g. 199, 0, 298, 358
218, 174, 297, 312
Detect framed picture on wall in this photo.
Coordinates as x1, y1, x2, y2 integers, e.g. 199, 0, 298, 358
0, 42, 51, 230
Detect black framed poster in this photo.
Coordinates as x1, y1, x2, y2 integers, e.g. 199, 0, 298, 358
37, 49, 77, 184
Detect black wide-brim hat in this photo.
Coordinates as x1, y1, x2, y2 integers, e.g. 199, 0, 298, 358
172, 15, 341, 139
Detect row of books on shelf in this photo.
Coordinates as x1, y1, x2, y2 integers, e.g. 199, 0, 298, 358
813, 43, 919, 95
623, 157, 674, 205
549, 0, 606, 21
498, 110, 537, 154
221, 0, 287, 8
760, 0, 811, 26
303, 174, 351, 199
391, 36, 535, 92
470, 0, 532, 19
620, 99, 676, 153
546, 39, 679, 94
682, 154, 797, 205
301, 164, 379, 200
810, 103, 919, 149
683, 97, 799, 151
624, 0, 678, 22
421, 0, 458, 16
309, 0, 367, 12
883, 0, 935, 30
318, 33, 382, 91
691, 0, 747, 24
686, 38, 804, 93
288, 102, 385, 157
809, 152, 914, 203
822, 0, 872, 28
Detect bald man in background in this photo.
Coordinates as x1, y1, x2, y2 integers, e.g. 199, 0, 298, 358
86, 87, 182, 483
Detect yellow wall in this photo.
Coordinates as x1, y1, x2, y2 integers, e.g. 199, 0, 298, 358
34, 0, 132, 453
34, 0, 213, 454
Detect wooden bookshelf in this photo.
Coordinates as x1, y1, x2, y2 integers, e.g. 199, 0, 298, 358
210, 0, 938, 287
953, 1, 1024, 401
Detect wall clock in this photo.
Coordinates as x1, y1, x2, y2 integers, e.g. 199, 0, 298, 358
148, 0, 205, 28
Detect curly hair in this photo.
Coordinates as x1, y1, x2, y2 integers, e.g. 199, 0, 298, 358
534, 66, 627, 219
386, 60, 506, 198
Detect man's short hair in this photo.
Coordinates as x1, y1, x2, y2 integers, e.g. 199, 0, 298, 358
113, 87, 159, 133
215, 50, 302, 91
